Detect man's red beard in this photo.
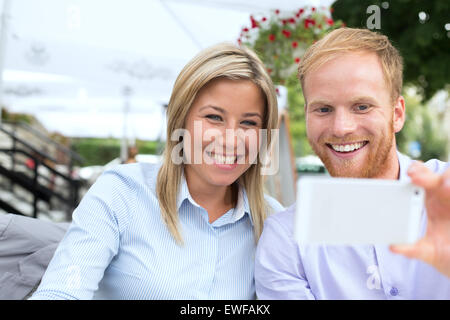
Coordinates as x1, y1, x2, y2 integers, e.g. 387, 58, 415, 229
308, 120, 395, 178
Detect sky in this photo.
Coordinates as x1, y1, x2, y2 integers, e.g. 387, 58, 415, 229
0, 0, 335, 140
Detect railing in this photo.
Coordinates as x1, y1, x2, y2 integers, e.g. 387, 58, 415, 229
0, 122, 83, 220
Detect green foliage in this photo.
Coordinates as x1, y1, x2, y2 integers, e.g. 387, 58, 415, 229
72, 138, 159, 166
285, 73, 313, 156
396, 88, 448, 161
331, 0, 450, 101
1, 108, 34, 124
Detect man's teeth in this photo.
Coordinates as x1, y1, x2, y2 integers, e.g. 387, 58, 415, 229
331, 142, 365, 153
208, 152, 236, 164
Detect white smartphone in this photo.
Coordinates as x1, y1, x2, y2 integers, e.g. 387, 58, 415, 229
294, 176, 425, 245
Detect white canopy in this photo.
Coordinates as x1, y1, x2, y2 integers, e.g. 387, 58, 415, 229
0, 0, 334, 139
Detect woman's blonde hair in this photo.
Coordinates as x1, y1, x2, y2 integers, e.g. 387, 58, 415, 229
156, 42, 278, 244
298, 28, 403, 103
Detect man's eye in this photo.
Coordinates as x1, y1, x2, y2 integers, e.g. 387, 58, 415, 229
356, 105, 370, 111
206, 114, 222, 121
317, 107, 331, 113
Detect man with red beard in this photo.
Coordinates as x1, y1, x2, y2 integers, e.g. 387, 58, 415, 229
255, 28, 450, 299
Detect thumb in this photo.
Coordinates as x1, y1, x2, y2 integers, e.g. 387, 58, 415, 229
407, 162, 440, 191
389, 240, 434, 264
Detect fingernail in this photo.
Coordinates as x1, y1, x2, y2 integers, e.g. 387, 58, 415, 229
444, 178, 450, 189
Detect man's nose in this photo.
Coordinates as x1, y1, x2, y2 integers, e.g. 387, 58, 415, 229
331, 109, 357, 138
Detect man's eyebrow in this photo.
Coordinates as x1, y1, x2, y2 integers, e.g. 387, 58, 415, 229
308, 99, 332, 107
308, 96, 378, 107
348, 96, 378, 105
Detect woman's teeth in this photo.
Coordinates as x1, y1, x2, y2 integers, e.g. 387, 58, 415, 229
331, 142, 365, 153
208, 152, 237, 164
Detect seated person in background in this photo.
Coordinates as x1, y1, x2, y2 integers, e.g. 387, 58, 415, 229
30, 43, 283, 299
124, 145, 138, 164
255, 27, 450, 299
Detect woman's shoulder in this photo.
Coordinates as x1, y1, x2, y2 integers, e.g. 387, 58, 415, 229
85, 162, 163, 203
101, 162, 162, 186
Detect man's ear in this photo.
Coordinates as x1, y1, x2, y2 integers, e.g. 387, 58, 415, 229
393, 95, 406, 133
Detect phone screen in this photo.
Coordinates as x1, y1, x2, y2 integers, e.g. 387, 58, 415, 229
294, 177, 425, 245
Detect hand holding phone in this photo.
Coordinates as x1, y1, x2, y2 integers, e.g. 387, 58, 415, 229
294, 176, 425, 245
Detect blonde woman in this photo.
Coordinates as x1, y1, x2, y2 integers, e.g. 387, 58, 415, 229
31, 43, 283, 300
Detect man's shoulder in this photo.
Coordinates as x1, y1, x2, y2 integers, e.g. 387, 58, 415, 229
398, 151, 449, 177
265, 203, 296, 233
263, 194, 284, 214
424, 158, 450, 175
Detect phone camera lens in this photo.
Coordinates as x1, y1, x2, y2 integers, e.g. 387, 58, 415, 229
415, 190, 420, 196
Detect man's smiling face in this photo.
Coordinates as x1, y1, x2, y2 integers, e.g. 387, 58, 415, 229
304, 51, 405, 179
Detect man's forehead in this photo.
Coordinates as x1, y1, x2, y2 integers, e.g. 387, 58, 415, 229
303, 51, 389, 104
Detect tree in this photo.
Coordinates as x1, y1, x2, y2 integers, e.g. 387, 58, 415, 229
331, 0, 450, 101
396, 87, 448, 161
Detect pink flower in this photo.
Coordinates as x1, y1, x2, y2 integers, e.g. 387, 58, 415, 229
295, 57, 301, 64
268, 34, 276, 41
326, 18, 334, 26
275, 9, 280, 15
292, 41, 298, 48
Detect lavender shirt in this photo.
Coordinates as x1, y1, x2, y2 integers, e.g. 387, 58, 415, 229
255, 152, 450, 299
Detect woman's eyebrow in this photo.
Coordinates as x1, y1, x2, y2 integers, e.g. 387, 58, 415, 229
242, 112, 263, 120
199, 105, 226, 113
199, 106, 262, 119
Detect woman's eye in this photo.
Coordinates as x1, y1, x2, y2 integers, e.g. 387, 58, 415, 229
206, 114, 222, 121
242, 120, 257, 126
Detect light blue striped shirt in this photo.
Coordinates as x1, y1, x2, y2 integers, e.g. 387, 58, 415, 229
31, 163, 283, 300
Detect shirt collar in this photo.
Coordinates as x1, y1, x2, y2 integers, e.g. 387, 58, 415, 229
397, 150, 414, 182
177, 170, 198, 210
177, 169, 253, 226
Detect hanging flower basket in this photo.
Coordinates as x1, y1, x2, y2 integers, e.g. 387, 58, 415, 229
239, 6, 345, 85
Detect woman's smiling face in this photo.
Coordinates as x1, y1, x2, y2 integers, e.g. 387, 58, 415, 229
183, 78, 265, 187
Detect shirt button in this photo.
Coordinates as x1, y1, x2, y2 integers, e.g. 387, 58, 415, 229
390, 287, 399, 296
